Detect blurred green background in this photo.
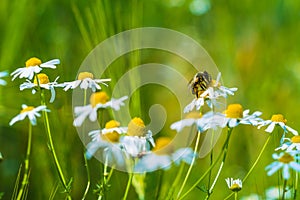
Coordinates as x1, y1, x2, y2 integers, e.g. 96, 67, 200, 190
1, 0, 300, 199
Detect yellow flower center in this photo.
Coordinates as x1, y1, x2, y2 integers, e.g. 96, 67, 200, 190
211, 79, 221, 87
20, 106, 34, 113
33, 73, 50, 85
105, 120, 120, 129
225, 104, 243, 118
153, 137, 174, 155
101, 120, 121, 143
186, 112, 202, 119
26, 57, 42, 67
77, 72, 94, 80
90, 92, 109, 107
291, 136, 300, 143
271, 114, 287, 124
127, 117, 146, 137
230, 184, 242, 192
278, 153, 294, 163
102, 132, 120, 143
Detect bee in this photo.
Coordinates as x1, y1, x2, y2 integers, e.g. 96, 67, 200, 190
188, 71, 212, 98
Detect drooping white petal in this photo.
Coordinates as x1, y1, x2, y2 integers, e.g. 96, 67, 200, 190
40, 59, 60, 68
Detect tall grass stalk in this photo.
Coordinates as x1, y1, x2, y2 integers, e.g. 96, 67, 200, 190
224, 135, 271, 200
176, 130, 202, 198
16, 122, 32, 200
178, 129, 233, 200
38, 83, 71, 199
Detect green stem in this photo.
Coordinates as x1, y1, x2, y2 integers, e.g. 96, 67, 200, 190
224, 134, 271, 200
176, 131, 201, 198
166, 162, 185, 199
82, 153, 90, 200
234, 192, 238, 200
82, 89, 90, 200
40, 90, 71, 198
294, 172, 298, 200
282, 179, 287, 200
178, 129, 233, 200
123, 172, 133, 200
16, 122, 32, 200
206, 128, 233, 198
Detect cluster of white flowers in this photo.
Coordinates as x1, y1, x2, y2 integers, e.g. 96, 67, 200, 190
171, 71, 300, 197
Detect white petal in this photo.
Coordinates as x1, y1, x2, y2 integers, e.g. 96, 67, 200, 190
0, 79, 6, 85
286, 126, 298, 135
282, 164, 290, 180
266, 162, 283, 176
265, 122, 276, 133
40, 59, 60, 68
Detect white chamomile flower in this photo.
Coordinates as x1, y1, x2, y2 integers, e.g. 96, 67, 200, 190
184, 72, 237, 113
258, 114, 298, 135
73, 91, 128, 127
0, 71, 8, 85
135, 137, 195, 172
276, 136, 300, 152
121, 118, 155, 158
221, 104, 262, 128
86, 120, 127, 160
265, 186, 292, 200
9, 104, 50, 126
225, 177, 242, 192
11, 57, 60, 80
265, 151, 300, 180
170, 111, 226, 132
20, 73, 61, 103
60, 71, 111, 92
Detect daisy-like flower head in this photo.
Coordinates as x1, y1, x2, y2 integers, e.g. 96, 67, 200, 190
61, 71, 111, 92
184, 72, 238, 113
265, 151, 300, 180
127, 117, 147, 137
9, 104, 50, 126
0, 71, 8, 85
265, 186, 292, 200
225, 178, 242, 192
11, 57, 60, 80
276, 136, 300, 152
258, 114, 298, 135
120, 117, 155, 158
86, 120, 127, 159
20, 73, 61, 103
170, 111, 227, 133
223, 104, 262, 128
134, 137, 195, 172
73, 92, 128, 127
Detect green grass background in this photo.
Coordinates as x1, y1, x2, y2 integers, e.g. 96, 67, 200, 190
1, 0, 300, 199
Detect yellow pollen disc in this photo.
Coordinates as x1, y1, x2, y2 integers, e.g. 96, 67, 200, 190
230, 184, 242, 192
105, 120, 120, 129
102, 132, 120, 143
127, 117, 146, 137
26, 57, 42, 67
20, 106, 35, 113
278, 153, 294, 163
211, 79, 221, 87
90, 92, 109, 107
225, 104, 243, 118
77, 72, 94, 80
186, 111, 202, 119
291, 136, 300, 143
271, 114, 287, 124
33, 73, 50, 85
153, 137, 174, 155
